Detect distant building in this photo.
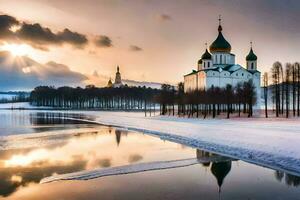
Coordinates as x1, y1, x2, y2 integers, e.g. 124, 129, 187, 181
107, 78, 113, 88
184, 17, 261, 104
107, 66, 124, 88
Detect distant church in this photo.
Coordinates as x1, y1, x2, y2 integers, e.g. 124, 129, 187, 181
184, 17, 261, 99
107, 66, 123, 88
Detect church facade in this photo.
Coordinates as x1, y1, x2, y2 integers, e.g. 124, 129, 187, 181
184, 19, 261, 102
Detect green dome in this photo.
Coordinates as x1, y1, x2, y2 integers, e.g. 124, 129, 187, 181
246, 48, 257, 61
198, 59, 203, 64
201, 49, 212, 60
209, 25, 231, 53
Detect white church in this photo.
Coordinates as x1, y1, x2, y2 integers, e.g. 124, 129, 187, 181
184, 18, 261, 100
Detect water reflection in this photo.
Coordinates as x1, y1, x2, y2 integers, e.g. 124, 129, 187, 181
0, 160, 86, 197
0, 111, 97, 136
0, 126, 188, 197
0, 111, 300, 199
196, 149, 232, 191
274, 171, 300, 187
29, 112, 96, 125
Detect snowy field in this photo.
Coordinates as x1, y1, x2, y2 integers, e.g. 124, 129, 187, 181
1, 102, 300, 177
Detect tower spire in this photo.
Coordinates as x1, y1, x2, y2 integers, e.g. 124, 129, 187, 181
218, 15, 222, 32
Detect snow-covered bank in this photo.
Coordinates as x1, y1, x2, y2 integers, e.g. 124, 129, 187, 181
75, 111, 300, 177
1, 103, 300, 177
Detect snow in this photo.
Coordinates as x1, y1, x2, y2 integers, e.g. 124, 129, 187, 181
1, 102, 300, 177
81, 112, 300, 177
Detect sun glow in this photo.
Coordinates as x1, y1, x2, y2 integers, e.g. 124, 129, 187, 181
0, 43, 34, 57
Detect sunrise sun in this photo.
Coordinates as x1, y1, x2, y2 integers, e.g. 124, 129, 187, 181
0, 43, 33, 57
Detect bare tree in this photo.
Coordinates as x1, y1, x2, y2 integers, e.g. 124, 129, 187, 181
280, 63, 284, 114
292, 63, 296, 116
295, 62, 300, 116
285, 63, 292, 118
263, 72, 269, 118
272, 62, 282, 117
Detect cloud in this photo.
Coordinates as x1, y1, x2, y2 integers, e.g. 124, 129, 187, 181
0, 51, 87, 91
57, 28, 88, 47
129, 45, 143, 51
157, 14, 172, 21
0, 14, 88, 50
95, 35, 113, 47
0, 15, 19, 38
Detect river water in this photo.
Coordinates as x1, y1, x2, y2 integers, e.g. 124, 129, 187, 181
0, 110, 299, 200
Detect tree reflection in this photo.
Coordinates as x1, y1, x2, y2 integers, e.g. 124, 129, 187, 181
275, 170, 300, 187
29, 112, 96, 125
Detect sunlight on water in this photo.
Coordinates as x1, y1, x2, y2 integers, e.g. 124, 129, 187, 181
0, 110, 299, 200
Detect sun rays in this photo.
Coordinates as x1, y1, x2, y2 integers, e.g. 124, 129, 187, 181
0, 43, 34, 57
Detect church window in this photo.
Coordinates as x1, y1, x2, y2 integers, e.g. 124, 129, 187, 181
204, 62, 206, 68
242, 73, 244, 76
251, 63, 254, 69
236, 73, 238, 76
220, 55, 222, 64
208, 62, 210, 68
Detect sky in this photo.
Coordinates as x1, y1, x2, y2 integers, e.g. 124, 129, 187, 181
0, 0, 299, 90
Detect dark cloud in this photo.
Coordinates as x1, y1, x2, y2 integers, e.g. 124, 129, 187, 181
16, 23, 59, 44
95, 35, 113, 47
0, 14, 88, 50
129, 45, 143, 51
57, 28, 88, 47
0, 51, 87, 91
0, 15, 19, 38
157, 14, 172, 21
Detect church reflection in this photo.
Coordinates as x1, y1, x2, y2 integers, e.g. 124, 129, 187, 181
115, 129, 128, 146
196, 149, 232, 192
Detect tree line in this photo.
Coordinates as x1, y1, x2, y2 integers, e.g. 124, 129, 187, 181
263, 62, 300, 118
30, 85, 160, 115
30, 81, 257, 119
157, 80, 256, 118
0, 92, 29, 103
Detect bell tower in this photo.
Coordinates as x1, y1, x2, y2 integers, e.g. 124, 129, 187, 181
246, 42, 257, 71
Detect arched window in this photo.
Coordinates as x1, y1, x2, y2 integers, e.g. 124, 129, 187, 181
220, 55, 222, 64
251, 62, 254, 69
208, 62, 210, 68
204, 62, 206, 68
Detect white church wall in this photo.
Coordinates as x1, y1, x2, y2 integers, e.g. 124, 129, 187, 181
212, 53, 234, 65
228, 54, 235, 65
247, 61, 257, 70
197, 72, 206, 89
184, 73, 198, 92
